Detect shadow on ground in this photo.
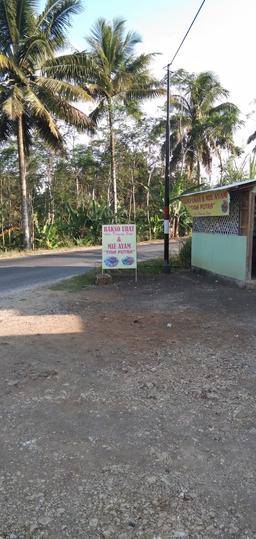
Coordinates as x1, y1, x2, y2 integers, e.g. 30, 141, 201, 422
0, 271, 256, 539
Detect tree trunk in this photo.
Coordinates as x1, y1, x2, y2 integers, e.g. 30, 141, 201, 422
17, 116, 31, 249
8, 176, 11, 247
196, 160, 201, 185
107, 179, 111, 209
175, 200, 181, 237
128, 192, 132, 223
47, 152, 55, 223
147, 168, 153, 241
76, 176, 80, 209
132, 171, 136, 221
0, 177, 5, 249
30, 193, 35, 250
218, 149, 223, 184
92, 173, 96, 202
174, 214, 180, 237
108, 98, 117, 220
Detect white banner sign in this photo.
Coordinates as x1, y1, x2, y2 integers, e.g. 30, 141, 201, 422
102, 224, 137, 270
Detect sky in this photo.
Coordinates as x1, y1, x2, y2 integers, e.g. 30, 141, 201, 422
52, 0, 256, 149
65, 0, 256, 149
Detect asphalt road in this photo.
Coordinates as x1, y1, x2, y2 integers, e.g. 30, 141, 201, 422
0, 241, 180, 294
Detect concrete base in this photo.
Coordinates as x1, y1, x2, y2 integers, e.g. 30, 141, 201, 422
95, 273, 112, 286
245, 279, 256, 289
192, 266, 247, 288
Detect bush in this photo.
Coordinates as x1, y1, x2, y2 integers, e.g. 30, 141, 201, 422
179, 237, 191, 268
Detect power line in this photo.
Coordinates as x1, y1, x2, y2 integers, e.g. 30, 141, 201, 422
165, 0, 207, 68
163, 0, 207, 273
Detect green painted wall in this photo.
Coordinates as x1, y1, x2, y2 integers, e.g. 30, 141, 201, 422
192, 233, 247, 281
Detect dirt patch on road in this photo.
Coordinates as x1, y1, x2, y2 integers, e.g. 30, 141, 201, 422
0, 272, 256, 539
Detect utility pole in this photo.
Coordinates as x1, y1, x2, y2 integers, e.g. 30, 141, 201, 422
162, 0, 206, 272
163, 64, 171, 272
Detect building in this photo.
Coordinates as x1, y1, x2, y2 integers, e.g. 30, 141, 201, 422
181, 179, 256, 286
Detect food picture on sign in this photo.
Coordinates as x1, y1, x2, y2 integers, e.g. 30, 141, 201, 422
221, 199, 229, 213
104, 256, 119, 267
122, 256, 135, 266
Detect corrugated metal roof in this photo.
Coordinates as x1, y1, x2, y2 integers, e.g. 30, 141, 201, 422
180, 178, 256, 198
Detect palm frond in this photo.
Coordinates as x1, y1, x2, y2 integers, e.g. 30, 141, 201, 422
122, 99, 142, 121
24, 87, 61, 138
248, 131, 256, 152
0, 111, 15, 141
16, 0, 37, 41
35, 76, 92, 102
125, 53, 157, 74
122, 29, 142, 57
210, 102, 240, 115
112, 17, 127, 35
37, 88, 95, 132
86, 17, 111, 49
0, 0, 18, 51
2, 87, 24, 119
86, 18, 130, 72
37, 0, 82, 49
248, 131, 256, 145
42, 52, 96, 80
18, 34, 54, 68
170, 95, 191, 114
124, 86, 165, 101
0, 53, 28, 82
89, 99, 106, 125
33, 114, 64, 151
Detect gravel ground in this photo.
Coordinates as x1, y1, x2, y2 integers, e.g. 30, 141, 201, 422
0, 271, 256, 539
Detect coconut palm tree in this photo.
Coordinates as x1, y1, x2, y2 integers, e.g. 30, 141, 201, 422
0, 0, 93, 249
169, 70, 241, 183
78, 18, 163, 218
248, 131, 256, 153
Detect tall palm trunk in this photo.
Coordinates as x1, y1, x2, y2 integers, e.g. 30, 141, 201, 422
17, 115, 31, 249
217, 149, 223, 184
107, 98, 117, 220
0, 177, 5, 249
131, 171, 136, 221
47, 151, 55, 223
107, 174, 111, 209
147, 168, 154, 240
8, 176, 11, 247
196, 160, 201, 185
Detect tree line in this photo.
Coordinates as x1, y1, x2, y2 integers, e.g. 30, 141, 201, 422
0, 0, 255, 251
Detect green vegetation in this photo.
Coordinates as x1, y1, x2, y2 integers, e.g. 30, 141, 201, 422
0, 0, 93, 249
162, 70, 241, 183
51, 255, 184, 291
179, 237, 192, 268
51, 268, 98, 290
0, 3, 255, 254
82, 18, 163, 217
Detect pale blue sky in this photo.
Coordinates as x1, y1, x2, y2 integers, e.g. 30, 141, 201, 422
40, 0, 256, 146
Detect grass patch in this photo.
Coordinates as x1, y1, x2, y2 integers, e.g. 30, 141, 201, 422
51, 255, 182, 292
51, 268, 98, 291
137, 255, 181, 274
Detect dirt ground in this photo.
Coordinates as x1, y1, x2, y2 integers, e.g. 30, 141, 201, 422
0, 270, 256, 539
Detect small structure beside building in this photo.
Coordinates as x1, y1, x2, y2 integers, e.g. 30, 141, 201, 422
181, 179, 256, 286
